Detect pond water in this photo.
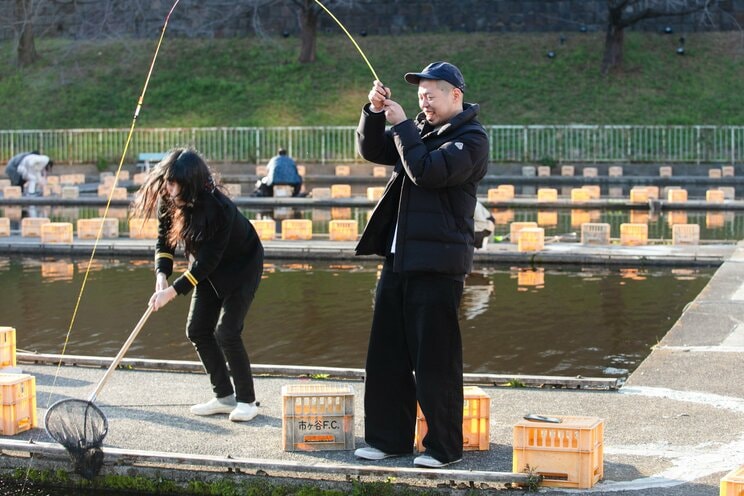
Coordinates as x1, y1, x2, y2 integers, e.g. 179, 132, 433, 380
0, 255, 713, 379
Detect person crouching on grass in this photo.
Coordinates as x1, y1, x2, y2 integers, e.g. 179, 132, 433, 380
130, 147, 264, 422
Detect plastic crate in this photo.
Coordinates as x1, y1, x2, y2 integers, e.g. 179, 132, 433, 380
3, 186, 22, 199
335, 165, 351, 176
61, 186, 80, 199
580, 223, 610, 245
537, 166, 551, 177
722, 166, 735, 177
620, 223, 648, 246
709, 168, 722, 178
570, 188, 591, 202
0, 328, 16, 368
328, 220, 358, 241
281, 384, 355, 451
667, 211, 688, 228
581, 185, 601, 199
513, 415, 604, 489
297, 165, 306, 177
582, 167, 597, 178
331, 184, 351, 199
707, 189, 725, 203
608, 166, 623, 177
367, 187, 385, 201
255, 165, 267, 176
281, 219, 312, 240
673, 224, 700, 245
41, 261, 74, 281
708, 212, 725, 229
0, 373, 37, 435
0, 179, 10, 188
646, 186, 659, 199
667, 188, 688, 202
517, 268, 544, 287
43, 184, 61, 197
0, 218, 9, 237
659, 166, 673, 177
537, 211, 557, 227
331, 207, 352, 220
40, 222, 73, 244
45, 176, 59, 185
128, 218, 159, 239
311, 187, 331, 200
77, 218, 119, 239
629, 187, 649, 203
509, 222, 538, 244
223, 184, 241, 197
250, 219, 276, 241
561, 165, 574, 176
721, 466, 744, 495
133, 172, 148, 185
372, 166, 387, 178
415, 386, 490, 452
487, 188, 512, 202
518, 227, 544, 252
97, 185, 128, 200
537, 188, 557, 202
21, 217, 51, 237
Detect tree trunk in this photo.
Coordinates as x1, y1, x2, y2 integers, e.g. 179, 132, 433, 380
15, 0, 39, 67
601, 23, 624, 75
298, 3, 318, 64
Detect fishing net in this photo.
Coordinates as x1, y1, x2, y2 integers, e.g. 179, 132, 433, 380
45, 398, 109, 479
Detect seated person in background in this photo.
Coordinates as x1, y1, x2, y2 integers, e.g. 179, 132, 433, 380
253, 148, 302, 197
5, 151, 53, 196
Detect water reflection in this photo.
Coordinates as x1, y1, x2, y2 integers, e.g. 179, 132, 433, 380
0, 255, 714, 379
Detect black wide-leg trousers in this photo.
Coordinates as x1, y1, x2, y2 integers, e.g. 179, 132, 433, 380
363, 257, 464, 463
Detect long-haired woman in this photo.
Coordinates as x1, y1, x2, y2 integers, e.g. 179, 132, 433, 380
131, 147, 264, 422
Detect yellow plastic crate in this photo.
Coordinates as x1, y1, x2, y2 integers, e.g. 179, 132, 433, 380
721, 466, 744, 496
367, 187, 385, 201
330, 184, 351, 199
0, 218, 9, 237
335, 165, 351, 176
281, 384, 355, 451
581, 185, 601, 199
707, 189, 725, 203
580, 223, 610, 245
667, 188, 688, 202
281, 219, 312, 240
415, 386, 490, 452
629, 187, 649, 203
21, 217, 51, 237
537, 188, 557, 202
250, 219, 276, 241
40, 222, 73, 244
328, 220, 358, 241
517, 227, 544, 252
77, 218, 119, 239
128, 218, 158, 239
509, 222, 538, 244
620, 223, 648, 246
0, 373, 37, 435
0, 328, 16, 368
3, 186, 22, 199
513, 415, 604, 489
570, 188, 591, 202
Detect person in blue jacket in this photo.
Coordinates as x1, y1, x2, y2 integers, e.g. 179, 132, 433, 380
253, 148, 303, 197
352, 62, 489, 468
130, 147, 264, 422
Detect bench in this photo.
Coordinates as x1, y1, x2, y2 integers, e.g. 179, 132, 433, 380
136, 152, 167, 173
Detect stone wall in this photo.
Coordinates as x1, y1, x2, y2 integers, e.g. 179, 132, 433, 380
1, 0, 743, 41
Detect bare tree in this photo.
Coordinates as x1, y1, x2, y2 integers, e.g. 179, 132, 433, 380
603, 0, 716, 74
14, 0, 39, 66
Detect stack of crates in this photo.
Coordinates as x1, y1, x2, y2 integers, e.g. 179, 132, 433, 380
513, 415, 604, 489
0, 327, 36, 436
721, 466, 744, 495
415, 386, 490, 452
281, 384, 355, 451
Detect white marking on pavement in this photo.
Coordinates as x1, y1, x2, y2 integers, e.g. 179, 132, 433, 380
621, 386, 744, 413
731, 281, 744, 300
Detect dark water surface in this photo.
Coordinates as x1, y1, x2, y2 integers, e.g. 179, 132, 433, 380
0, 255, 712, 379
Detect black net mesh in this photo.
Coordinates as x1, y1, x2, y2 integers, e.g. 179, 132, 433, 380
44, 399, 109, 479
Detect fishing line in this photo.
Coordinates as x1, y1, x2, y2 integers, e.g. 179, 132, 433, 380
313, 0, 381, 82
24, 0, 181, 484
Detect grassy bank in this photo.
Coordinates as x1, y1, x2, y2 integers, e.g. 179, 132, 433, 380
1, 32, 743, 128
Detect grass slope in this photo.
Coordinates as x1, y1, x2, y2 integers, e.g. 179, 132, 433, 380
1, 32, 743, 128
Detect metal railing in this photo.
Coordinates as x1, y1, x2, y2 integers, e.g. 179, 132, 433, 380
2, 125, 743, 166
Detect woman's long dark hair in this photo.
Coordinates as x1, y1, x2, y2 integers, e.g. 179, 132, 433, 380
130, 147, 222, 255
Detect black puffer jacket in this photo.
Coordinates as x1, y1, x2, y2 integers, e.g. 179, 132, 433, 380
355, 102, 489, 276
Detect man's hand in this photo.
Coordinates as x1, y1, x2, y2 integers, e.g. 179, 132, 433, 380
368, 80, 390, 112
383, 100, 407, 126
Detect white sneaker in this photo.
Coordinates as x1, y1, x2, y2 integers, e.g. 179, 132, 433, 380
229, 402, 258, 422
413, 454, 461, 468
354, 446, 398, 460
190, 396, 236, 416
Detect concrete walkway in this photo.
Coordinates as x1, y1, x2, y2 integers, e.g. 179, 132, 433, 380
0, 243, 743, 494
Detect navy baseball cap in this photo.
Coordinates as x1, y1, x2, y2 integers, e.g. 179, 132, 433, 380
404, 61, 466, 92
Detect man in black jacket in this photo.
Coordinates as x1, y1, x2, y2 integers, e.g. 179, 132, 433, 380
353, 62, 489, 468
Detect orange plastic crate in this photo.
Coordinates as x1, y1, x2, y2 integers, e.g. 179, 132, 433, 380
21, 217, 51, 237
77, 218, 119, 239
517, 227, 544, 252
250, 219, 276, 241
629, 187, 649, 203
367, 187, 385, 201
620, 223, 648, 246
513, 415, 604, 489
509, 222, 538, 244
0, 328, 16, 368
330, 184, 351, 199
281, 384, 355, 451
721, 466, 744, 496
328, 220, 358, 241
281, 219, 312, 240
3, 186, 22, 199
667, 188, 688, 202
0, 218, 9, 237
335, 165, 351, 176
415, 386, 490, 452
0, 373, 37, 435
372, 166, 387, 178
537, 188, 557, 202
40, 222, 73, 244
